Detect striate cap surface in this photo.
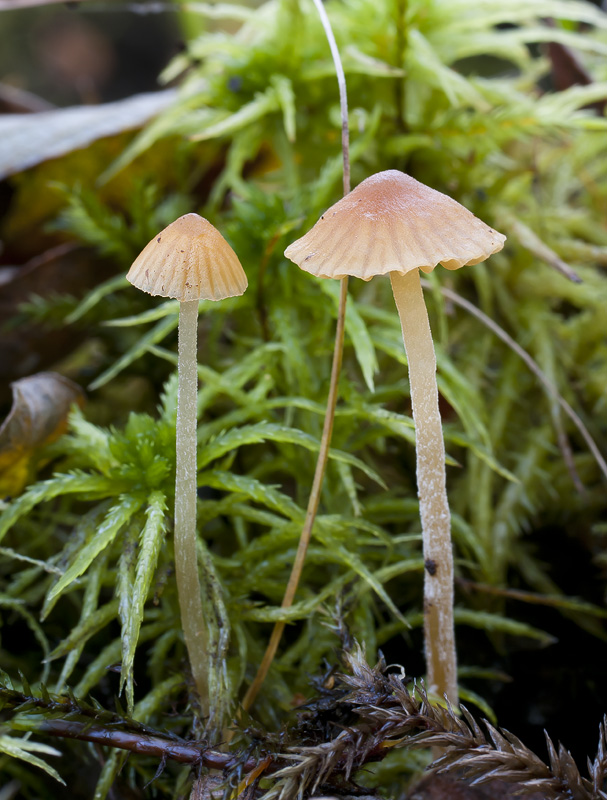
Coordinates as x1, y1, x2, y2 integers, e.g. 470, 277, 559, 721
127, 213, 247, 301
284, 170, 505, 281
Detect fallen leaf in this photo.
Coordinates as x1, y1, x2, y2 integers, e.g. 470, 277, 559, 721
0, 372, 84, 498
0, 90, 176, 181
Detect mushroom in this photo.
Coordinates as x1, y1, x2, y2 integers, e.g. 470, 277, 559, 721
284, 170, 505, 703
127, 213, 247, 716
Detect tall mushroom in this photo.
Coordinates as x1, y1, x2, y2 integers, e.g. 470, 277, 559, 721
285, 170, 505, 703
127, 213, 247, 721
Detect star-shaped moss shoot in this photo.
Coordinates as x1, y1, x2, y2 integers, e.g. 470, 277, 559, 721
285, 171, 505, 704
127, 213, 247, 722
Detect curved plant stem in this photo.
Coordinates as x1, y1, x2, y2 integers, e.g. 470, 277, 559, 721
394, 0, 408, 131
174, 299, 209, 716
241, 0, 350, 713
310, 0, 350, 198
390, 270, 457, 704
242, 277, 348, 712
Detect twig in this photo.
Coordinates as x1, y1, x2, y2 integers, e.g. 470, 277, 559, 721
5, 651, 607, 800
37, 719, 229, 767
242, 0, 351, 713
0, 682, 252, 771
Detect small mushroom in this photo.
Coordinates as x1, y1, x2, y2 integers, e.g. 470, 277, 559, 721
285, 170, 505, 703
127, 213, 247, 717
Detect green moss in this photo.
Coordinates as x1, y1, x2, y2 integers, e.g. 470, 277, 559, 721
2, 0, 607, 794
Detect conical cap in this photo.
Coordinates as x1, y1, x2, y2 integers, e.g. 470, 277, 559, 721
127, 213, 247, 301
284, 170, 505, 281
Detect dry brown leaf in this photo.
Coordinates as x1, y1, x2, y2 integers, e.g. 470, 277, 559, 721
0, 371, 84, 497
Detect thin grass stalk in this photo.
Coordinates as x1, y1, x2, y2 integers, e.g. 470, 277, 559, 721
241, 0, 350, 712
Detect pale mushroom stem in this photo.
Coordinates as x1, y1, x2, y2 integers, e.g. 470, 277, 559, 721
175, 299, 210, 714
390, 269, 457, 704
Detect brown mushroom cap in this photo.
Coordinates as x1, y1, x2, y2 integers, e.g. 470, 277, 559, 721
127, 213, 247, 301
284, 170, 506, 281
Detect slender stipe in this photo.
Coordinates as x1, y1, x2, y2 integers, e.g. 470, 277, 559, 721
174, 300, 210, 715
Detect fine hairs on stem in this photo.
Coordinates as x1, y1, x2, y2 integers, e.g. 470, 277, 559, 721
390, 270, 456, 702
174, 299, 210, 715
241, 0, 350, 712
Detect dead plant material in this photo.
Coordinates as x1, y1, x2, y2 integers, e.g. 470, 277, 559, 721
261, 647, 607, 800
3, 648, 607, 800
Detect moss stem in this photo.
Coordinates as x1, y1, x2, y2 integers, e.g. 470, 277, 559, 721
310, 0, 350, 196
241, 0, 350, 714
241, 277, 348, 712
390, 270, 457, 704
175, 299, 209, 716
